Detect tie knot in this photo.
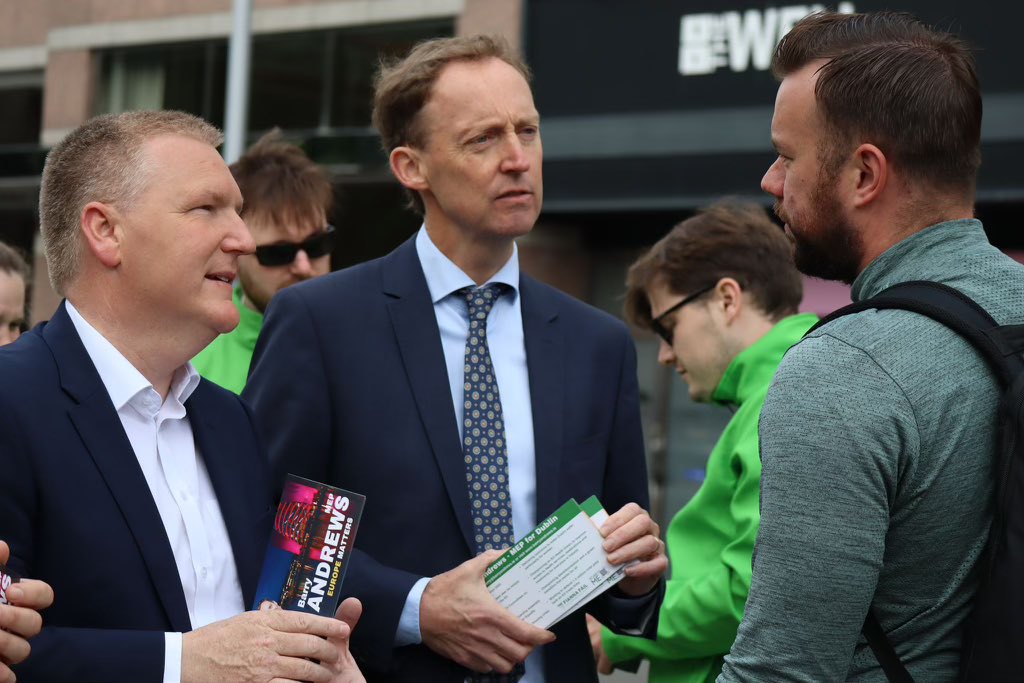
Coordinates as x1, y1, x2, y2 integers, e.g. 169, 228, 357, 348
462, 284, 506, 319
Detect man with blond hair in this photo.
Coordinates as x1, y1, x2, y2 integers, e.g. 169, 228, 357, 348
0, 110, 363, 683
247, 35, 666, 682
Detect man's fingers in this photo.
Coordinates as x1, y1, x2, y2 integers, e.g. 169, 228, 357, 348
0, 628, 30, 666
0, 540, 9, 566
487, 629, 536, 665
598, 502, 643, 538
269, 654, 337, 683
264, 610, 348, 639
585, 614, 602, 647
0, 661, 15, 683
272, 631, 340, 663
607, 533, 662, 565
495, 612, 555, 647
8, 579, 54, 611
465, 647, 516, 675
334, 597, 362, 630
603, 512, 659, 556
468, 548, 506, 575
0, 603, 42, 640
624, 553, 669, 579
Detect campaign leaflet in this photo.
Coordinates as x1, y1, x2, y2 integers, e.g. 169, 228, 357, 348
252, 474, 365, 617
483, 496, 626, 629
0, 563, 20, 606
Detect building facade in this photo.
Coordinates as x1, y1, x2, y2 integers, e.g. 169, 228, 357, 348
2, 1, 1022, 575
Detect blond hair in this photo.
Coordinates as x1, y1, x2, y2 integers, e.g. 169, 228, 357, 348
39, 110, 223, 294
372, 35, 531, 214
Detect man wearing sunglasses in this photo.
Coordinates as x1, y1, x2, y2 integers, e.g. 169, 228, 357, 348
193, 131, 335, 394
587, 202, 816, 683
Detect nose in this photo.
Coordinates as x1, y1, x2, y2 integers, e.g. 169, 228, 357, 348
656, 338, 676, 366
228, 214, 256, 256
291, 249, 314, 278
762, 157, 784, 198
500, 135, 531, 174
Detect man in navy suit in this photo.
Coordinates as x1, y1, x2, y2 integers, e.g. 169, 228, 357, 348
245, 35, 667, 682
0, 111, 363, 683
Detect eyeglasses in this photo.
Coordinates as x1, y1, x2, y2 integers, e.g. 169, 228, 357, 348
254, 225, 336, 267
650, 284, 715, 346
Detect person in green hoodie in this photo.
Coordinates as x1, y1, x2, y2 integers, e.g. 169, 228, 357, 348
588, 202, 817, 683
193, 130, 336, 393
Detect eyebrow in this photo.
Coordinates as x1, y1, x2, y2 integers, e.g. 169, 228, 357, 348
184, 189, 242, 212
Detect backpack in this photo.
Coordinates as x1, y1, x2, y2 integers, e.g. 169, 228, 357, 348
806, 280, 1024, 683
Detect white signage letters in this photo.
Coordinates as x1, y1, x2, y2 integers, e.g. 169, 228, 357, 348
679, 3, 856, 76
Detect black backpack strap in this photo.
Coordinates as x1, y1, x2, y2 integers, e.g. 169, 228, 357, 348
807, 280, 1024, 387
864, 610, 915, 683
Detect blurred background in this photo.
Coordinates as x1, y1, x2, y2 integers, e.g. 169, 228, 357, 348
0, 3, 1020, 678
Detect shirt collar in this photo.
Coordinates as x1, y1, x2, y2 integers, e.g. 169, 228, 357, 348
711, 313, 819, 406
851, 218, 985, 302
65, 300, 201, 412
415, 225, 520, 304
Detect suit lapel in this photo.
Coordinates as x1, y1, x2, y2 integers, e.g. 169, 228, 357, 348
188, 385, 262, 603
519, 275, 565, 521
382, 238, 475, 553
46, 304, 192, 632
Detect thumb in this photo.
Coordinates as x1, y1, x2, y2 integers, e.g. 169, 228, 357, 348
469, 548, 507, 575
0, 540, 9, 566
335, 597, 362, 632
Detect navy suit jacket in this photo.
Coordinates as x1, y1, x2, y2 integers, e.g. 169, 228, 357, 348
0, 303, 273, 683
245, 236, 659, 682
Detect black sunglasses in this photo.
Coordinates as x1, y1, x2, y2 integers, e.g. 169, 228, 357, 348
650, 284, 716, 346
254, 225, 336, 267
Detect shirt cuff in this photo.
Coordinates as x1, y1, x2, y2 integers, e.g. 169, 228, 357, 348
394, 576, 431, 647
604, 585, 660, 636
163, 632, 183, 683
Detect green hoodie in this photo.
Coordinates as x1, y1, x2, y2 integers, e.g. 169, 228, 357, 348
192, 284, 264, 394
602, 313, 818, 683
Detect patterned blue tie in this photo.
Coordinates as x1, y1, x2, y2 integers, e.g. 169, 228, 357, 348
460, 284, 524, 683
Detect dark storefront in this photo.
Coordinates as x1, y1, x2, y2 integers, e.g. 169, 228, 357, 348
523, 1, 1024, 521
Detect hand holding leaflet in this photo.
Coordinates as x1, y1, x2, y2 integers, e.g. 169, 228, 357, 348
483, 496, 634, 629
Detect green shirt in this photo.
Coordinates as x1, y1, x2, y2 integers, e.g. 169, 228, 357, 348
722, 220, 1024, 682
192, 285, 263, 394
603, 313, 817, 683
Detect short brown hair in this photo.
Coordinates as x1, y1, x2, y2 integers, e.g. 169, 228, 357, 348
625, 202, 803, 329
231, 129, 333, 231
372, 34, 532, 214
0, 241, 29, 283
772, 11, 981, 195
39, 110, 222, 295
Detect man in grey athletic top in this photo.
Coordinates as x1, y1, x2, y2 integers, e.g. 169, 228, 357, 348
719, 11, 1024, 682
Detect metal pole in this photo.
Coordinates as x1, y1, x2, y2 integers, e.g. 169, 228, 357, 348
223, 0, 253, 164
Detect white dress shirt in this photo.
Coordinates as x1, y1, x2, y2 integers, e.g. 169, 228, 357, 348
66, 302, 245, 683
393, 227, 547, 682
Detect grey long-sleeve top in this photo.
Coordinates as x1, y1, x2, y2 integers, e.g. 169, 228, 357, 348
720, 219, 1024, 682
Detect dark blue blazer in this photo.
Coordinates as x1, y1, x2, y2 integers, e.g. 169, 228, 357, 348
0, 303, 272, 683
245, 237, 659, 682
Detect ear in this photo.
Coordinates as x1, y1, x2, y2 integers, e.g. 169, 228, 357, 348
714, 277, 744, 325
389, 146, 429, 193
851, 143, 887, 208
80, 201, 123, 269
